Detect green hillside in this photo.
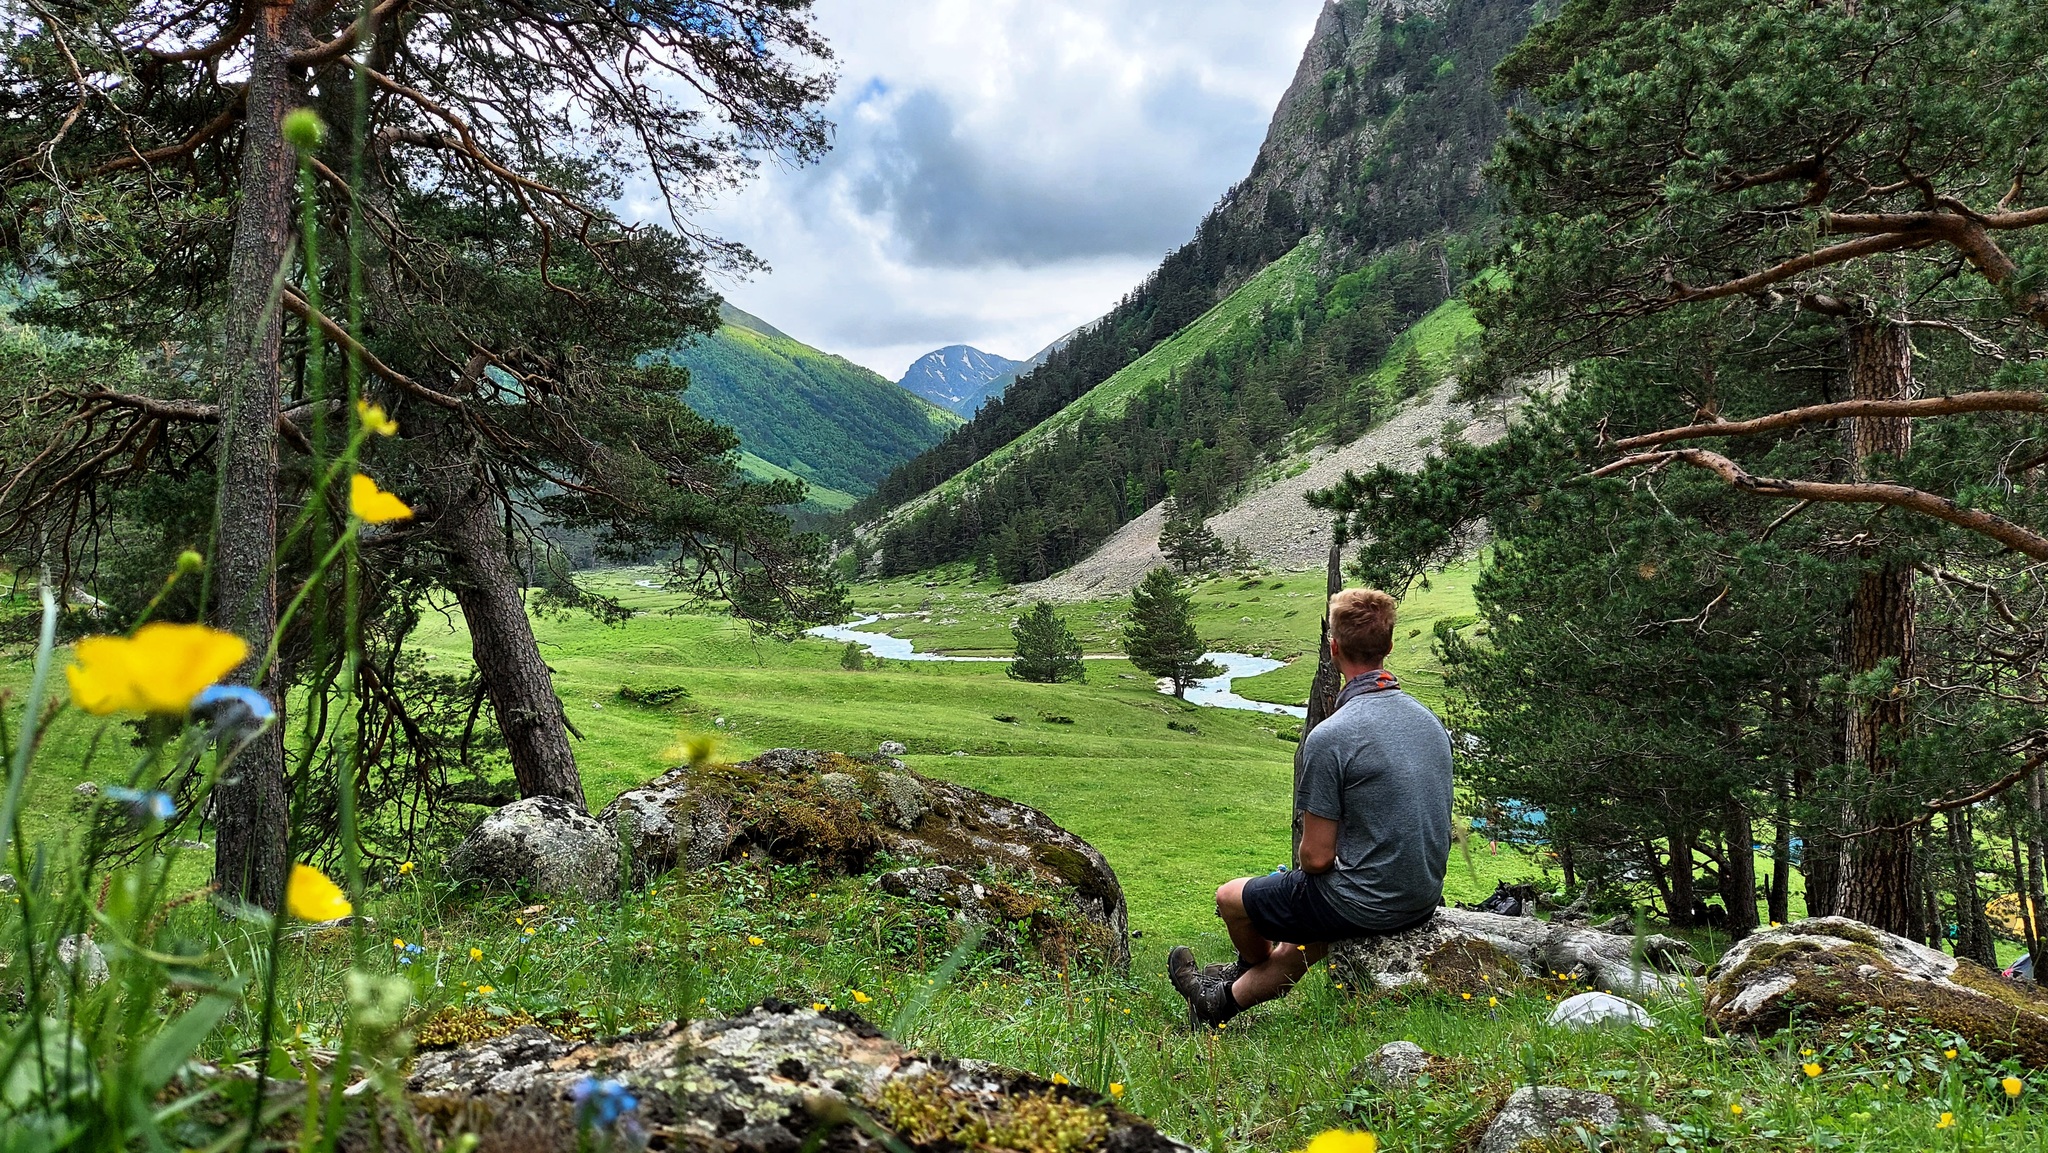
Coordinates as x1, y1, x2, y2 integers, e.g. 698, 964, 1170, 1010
922, 236, 1325, 508
657, 316, 960, 503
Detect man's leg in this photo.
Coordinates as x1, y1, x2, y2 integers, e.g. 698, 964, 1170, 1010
1214, 878, 1272, 969
1231, 941, 1328, 1009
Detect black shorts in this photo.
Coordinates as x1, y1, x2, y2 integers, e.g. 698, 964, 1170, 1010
1240, 870, 1435, 945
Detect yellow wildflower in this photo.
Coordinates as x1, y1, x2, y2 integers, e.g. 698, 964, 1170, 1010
1944, 1048, 1957, 1060
852, 990, 871, 1004
812, 1002, 828, 1012
469, 948, 483, 962
749, 936, 765, 946
1729, 1104, 1743, 1116
524, 926, 536, 936
1109, 1083, 1125, 1098
1802, 1063, 1822, 1079
2003, 1076, 2024, 1097
477, 985, 495, 996
67, 623, 248, 715
285, 864, 353, 922
393, 938, 405, 949
1461, 992, 1473, 1001
1051, 1074, 1070, 1086
1302, 1130, 1379, 1153
1937, 1113, 1955, 1130
1488, 997, 1498, 1007
349, 474, 413, 523
398, 861, 415, 875
357, 400, 399, 437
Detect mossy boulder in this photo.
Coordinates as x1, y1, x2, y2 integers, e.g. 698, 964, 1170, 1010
1327, 908, 1699, 1000
1705, 916, 2048, 1065
359, 1002, 1187, 1153
600, 749, 1130, 971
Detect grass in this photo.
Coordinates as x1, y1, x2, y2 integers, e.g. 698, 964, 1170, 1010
8, 566, 2048, 1150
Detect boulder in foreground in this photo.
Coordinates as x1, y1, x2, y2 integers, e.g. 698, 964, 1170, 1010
600, 749, 1130, 970
1327, 908, 1698, 999
1477, 1087, 1665, 1153
362, 1002, 1187, 1153
1706, 917, 2048, 1064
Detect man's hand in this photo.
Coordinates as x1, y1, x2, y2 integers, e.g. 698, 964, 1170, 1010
1299, 813, 1339, 874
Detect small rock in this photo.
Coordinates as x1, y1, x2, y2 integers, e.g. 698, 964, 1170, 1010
1362, 1041, 1431, 1088
0, 873, 14, 893
817, 772, 863, 802
1479, 1087, 1656, 1153
874, 772, 929, 830
74, 782, 99, 799
1547, 991, 1655, 1030
448, 796, 620, 900
57, 935, 107, 986
878, 740, 907, 756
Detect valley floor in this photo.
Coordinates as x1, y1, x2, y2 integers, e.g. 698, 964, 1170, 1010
5, 567, 2045, 1149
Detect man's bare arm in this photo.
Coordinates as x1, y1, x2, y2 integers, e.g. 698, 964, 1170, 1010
1299, 814, 1339, 874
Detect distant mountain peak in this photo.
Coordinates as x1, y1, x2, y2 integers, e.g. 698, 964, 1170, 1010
897, 345, 1025, 417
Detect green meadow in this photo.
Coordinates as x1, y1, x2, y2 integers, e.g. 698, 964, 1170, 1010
6, 566, 2042, 1150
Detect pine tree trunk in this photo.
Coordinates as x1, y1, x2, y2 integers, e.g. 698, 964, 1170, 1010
1293, 544, 1345, 869
209, 0, 298, 913
434, 460, 587, 810
2028, 769, 2047, 975
2011, 814, 2041, 974
1949, 811, 1997, 967
1834, 320, 1921, 936
1668, 824, 1697, 928
1770, 769, 1792, 926
1723, 801, 1760, 938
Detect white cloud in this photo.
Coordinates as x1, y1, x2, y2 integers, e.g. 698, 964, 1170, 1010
674, 0, 1323, 379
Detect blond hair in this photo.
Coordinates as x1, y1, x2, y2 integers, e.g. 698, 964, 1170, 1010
1330, 588, 1397, 665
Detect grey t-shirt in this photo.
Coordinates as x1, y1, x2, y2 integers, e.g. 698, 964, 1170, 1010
1297, 688, 1454, 931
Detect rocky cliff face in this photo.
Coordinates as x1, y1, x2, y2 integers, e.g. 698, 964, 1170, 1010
1210, 0, 1534, 280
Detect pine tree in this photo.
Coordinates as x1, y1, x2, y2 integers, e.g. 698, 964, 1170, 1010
1123, 568, 1222, 697
1009, 602, 1087, 684
1394, 344, 1433, 399
1159, 499, 1225, 574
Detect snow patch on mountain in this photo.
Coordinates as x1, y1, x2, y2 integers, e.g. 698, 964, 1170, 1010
896, 345, 1024, 417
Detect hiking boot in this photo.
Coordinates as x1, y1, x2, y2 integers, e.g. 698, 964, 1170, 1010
1200, 961, 1247, 985
1168, 947, 1243, 1028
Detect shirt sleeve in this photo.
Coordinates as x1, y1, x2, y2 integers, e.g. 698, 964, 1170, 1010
1298, 731, 1345, 822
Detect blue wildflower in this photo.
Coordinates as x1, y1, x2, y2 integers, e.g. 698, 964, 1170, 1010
571, 1076, 638, 1128
104, 786, 177, 823
396, 943, 425, 967
191, 684, 276, 733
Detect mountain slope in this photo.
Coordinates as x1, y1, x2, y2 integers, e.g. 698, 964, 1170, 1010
855, 0, 1530, 558
656, 312, 961, 504
897, 346, 1024, 417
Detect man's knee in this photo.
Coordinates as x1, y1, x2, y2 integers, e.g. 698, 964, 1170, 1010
1215, 878, 1250, 920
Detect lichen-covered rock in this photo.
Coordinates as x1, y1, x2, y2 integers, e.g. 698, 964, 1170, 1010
1706, 917, 2048, 1064
879, 740, 908, 757
1327, 909, 1698, 999
447, 796, 620, 901
357, 1002, 1187, 1153
1359, 1041, 1431, 1088
57, 935, 107, 986
1477, 1087, 1663, 1153
600, 750, 1130, 971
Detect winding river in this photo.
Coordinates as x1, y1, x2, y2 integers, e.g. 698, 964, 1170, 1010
806, 616, 1308, 719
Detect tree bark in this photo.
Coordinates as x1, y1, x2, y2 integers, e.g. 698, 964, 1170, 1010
2028, 769, 2047, 974
2010, 812, 2041, 974
1948, 811, 1997, 967
209, 0, 298, 913
434, 458, 587, 810
1770, 768, 1792, 925
1292, 543, 1344, 869
1668, 823, 1697, 929
1834, 320, 1922, 937
1723, 801, 1760, 938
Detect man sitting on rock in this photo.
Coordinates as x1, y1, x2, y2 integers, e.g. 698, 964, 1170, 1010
1169, 588, 1454, 1026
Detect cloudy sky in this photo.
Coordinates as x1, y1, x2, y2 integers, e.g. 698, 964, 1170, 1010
674, 0, 1326, 380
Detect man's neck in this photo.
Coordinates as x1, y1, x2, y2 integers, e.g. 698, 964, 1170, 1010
1339, 663, 1386, 682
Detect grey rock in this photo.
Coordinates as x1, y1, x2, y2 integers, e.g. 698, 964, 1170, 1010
1362, 1041, 1431, 1088
599, 750, 1130, 971
0, 873, 14, 894
57, 935, 107, 985
1705, 917, 2048, 1062
74, 782, 98, 799
1479, 1087, 1660, 1153
448, 796, 619, 901
1327, 908, 1698, 999
1547, 991, 1655, 1030
357, 1003, 1186, 1153
874, 772, 929, 830
878, 740, 907, 756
